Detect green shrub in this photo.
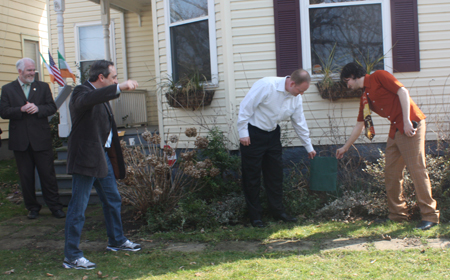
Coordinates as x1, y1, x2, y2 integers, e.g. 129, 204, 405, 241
146, 196, 219, 232
49, 112, 63, 158
282, 163, 322, 218
210, 192, 246, 224
196, 127, 242, 200
432, 159, 450, 222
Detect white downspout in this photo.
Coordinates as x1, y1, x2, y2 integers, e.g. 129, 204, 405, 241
120, 11, 128, 81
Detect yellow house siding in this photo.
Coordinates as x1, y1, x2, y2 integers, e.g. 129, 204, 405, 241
232, 0, 450, 147
48, 1, 159, 128
153, 0, 450, 149
124, 6, 158, 126
48, 0, 124, 89
152, 0, 230, 148
0, 0, 49, 139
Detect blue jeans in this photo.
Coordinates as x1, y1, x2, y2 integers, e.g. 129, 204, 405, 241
64, 151, 127, 261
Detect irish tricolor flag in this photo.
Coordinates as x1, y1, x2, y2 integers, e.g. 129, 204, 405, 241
40, 51, 64, 87
58, 51, 76, 82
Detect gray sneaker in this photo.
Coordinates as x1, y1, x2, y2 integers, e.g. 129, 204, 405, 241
63, 257, 96, 270
106, 240, 141, 252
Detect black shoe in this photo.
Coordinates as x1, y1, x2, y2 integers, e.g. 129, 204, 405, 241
415, 220, 437, 230
251, 220, 265, 228
274, 213, 297, 223
27, 210, 39, 219
52, 209, 66, 219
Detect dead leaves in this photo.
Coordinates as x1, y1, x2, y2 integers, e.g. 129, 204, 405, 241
97, 271, 109, 278
381, 234, 392, 241
4, 269, 14, 275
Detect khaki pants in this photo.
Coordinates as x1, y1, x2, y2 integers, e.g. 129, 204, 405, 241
385, 120, 439, 223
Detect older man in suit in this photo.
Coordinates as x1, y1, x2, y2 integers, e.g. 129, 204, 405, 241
63, 60, 141, 270
0, 58, 64, 219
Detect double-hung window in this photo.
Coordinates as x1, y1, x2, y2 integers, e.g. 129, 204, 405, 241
165, 0, 218, 84
21, 36, 41, 81
273, 0, 420, 77
301, 0, 392, 75
75, 22, 115, 83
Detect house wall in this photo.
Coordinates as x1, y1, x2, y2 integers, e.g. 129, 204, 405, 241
124, 6, 158, 126
47, 0, 157, 127
153, 0, 236, 149
155, 0, 450, 150
48, 0, 124, 90
0, 0, 50, 140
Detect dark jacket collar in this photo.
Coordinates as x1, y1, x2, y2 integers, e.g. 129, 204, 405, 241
83, 81, 95, 89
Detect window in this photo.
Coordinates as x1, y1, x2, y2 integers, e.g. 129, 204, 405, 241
165, 0, 218, 84
274, 0, 420, 76
75, 22, 115, 83
22, 38, 41, 81
300, 0, 392, 75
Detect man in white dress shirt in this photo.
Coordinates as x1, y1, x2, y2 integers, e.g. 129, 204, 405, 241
237, 69, 316, 228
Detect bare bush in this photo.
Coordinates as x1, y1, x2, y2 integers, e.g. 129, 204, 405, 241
316, 150, 448, 221
117, 128, 219, 216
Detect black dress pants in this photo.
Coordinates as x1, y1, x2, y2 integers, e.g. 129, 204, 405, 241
240, 124, 284, 221
14, 145, 62, 212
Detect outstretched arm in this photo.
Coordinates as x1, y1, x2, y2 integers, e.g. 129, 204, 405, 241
336, 121, 364, 159
118, 80, 139, 91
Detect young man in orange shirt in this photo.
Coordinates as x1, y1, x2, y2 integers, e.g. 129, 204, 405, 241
336, 62, 439, 230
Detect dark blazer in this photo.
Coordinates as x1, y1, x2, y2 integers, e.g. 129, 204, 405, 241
0, 80, 57, 151
67, 81, 125, 179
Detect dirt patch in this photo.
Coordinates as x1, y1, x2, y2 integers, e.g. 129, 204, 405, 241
265, 240, 315, 252
214, 241, 262, 252
164, 242, 209, 252
2, 206, 450, 253
0, 238, 34, 250
320, 238, 371, 251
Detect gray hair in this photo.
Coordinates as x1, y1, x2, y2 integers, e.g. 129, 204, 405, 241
16, 58, 36, 71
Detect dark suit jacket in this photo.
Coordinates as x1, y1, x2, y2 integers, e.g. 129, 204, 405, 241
0, 80, 57, 151
67, 81, 125, 179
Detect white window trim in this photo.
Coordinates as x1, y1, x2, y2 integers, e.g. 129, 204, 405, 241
164, 0, 218, 86
74, 21, 116, 81
300, 0, 392, 76
20, 34, 43, 80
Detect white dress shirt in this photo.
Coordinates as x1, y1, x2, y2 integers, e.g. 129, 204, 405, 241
237, 77, 314, 153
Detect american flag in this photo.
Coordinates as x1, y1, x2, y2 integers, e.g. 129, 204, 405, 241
48, 51, 65, 86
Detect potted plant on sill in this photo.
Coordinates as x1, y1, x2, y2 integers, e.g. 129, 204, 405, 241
163, 72, 215, 111
314, 44, 364, 101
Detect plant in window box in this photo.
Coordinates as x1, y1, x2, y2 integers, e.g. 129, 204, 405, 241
314, 44, 363, 101
354, 48, 386, 76
163, 72, 216, 110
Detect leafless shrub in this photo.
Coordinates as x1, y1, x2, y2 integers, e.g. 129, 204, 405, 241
117, 128, 220, 215
317, 150, 448, 221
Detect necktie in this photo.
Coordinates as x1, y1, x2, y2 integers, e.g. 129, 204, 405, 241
23, 83, 30, 99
